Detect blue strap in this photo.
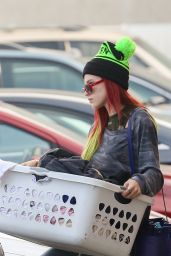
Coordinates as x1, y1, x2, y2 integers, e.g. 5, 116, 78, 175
127, 110, 137, 176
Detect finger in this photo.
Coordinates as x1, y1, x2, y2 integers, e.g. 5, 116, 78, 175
122, 188, 133, 197
126, 189, 141, 199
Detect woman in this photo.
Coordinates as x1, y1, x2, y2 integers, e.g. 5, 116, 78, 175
41, 37, 163, 255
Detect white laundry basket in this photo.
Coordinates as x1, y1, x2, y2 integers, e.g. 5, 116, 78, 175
0, 166, 152, 256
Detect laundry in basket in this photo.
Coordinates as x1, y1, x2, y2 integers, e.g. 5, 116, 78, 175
0, 165, 152, 256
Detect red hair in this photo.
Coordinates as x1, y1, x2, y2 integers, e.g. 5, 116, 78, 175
90, 79, 144, 141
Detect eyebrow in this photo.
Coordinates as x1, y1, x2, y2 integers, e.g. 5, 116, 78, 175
86, 79, 94, 83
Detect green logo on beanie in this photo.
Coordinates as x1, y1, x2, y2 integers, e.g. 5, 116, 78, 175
95, 37, 136, 71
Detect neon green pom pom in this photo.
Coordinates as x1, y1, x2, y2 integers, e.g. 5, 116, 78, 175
115, 37, 136, 60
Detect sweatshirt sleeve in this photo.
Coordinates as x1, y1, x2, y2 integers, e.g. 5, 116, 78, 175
130, 109, 164, 196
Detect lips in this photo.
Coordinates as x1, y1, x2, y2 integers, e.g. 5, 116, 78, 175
88, 98, 93, 102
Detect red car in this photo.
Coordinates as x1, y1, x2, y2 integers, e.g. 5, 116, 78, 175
0, 101, 82, 163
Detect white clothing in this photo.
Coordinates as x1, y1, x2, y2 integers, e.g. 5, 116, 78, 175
0, 159, 16, 179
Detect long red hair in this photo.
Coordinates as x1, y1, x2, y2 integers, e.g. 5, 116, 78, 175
91, 79, 144, 141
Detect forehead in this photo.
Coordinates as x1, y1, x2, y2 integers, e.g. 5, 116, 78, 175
84, 74, 102, 82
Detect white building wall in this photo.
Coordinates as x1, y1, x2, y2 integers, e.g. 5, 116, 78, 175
0, 0, 171, 59
0, 0, 170, 29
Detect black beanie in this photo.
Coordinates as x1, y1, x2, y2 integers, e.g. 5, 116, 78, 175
83, 37, 136, 90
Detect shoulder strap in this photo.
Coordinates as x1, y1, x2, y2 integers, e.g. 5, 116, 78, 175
127, 110, 137, 176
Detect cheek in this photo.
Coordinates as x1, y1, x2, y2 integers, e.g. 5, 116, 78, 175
99, 94, 107, 104
94, 92, 107, 108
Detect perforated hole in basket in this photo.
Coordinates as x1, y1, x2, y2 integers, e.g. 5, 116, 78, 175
30, 201, 36, 208
0, 207, 6, 215
52, 205, 58, 213
24, 188, 30, 197
58, 218, 65, 225
43, 214, 49, 223
35, 214, 41, 222
37, 202, 43, 211
21, 211, 27, 219
47, 192, 53, 200
2, 196, 7, 205
45, 203, 50, 212
4, 184, 7, 193
62, 195, 69, 203
32, 189, 37, 197
7, 208, 12, 216
70, 196, 76, 205
60, 206, 67, 215
50, 216, 56, 225
8, 197, 14, 204
54, 194, 60, 202
66, 219, 72, 227
22, 200, 29, 209
38, 191, 45, 200
68, 208, 74, 216
15, 198, 22, 207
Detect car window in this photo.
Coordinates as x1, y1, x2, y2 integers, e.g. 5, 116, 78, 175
1, 59, 83, 91
0, 123, 51, 163
129, 80, 169, 104
19, 106, 92, 139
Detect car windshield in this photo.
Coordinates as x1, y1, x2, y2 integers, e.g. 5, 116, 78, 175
135, 38, 171, 69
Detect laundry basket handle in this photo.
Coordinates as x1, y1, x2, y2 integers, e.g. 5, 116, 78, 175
30, 167, 51, 183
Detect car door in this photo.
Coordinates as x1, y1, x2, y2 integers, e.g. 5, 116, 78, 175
0, 121, 54, 163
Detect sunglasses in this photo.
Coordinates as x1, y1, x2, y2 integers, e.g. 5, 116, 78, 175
83, 79, 104, 95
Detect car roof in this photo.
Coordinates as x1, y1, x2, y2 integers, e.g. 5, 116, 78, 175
0, 49, 84, 72
0, 89, 93, 117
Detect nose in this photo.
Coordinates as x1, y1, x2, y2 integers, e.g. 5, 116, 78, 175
82, 87, 89, 97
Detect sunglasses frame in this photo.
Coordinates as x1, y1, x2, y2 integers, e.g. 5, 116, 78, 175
83, 79, 104, 95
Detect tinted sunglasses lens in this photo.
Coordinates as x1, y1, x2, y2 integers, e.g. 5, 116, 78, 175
83, 84, 92, 94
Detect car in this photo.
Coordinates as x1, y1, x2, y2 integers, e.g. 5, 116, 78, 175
0, 49, 171, 107
0, 89, 170, 164
0, 101, 82, 163
0, 26, 171, 79
129, 67, 171, 106
0, 49, 83, 92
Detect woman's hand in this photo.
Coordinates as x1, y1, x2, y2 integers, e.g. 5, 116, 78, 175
122, 179, 141, 199
20, 159, 39, 167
